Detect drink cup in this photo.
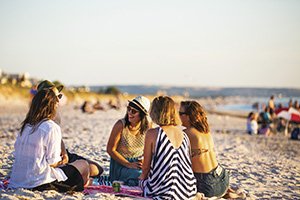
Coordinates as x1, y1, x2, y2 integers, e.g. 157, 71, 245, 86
112, 181, 123, 192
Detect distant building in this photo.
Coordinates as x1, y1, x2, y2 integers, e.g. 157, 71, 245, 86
77, 85, 90, 92
0, 70, 33, 87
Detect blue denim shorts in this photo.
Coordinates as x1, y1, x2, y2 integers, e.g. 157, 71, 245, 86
194, 165, 229, 198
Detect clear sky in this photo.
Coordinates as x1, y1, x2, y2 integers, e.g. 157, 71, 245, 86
0, 0, 299, 88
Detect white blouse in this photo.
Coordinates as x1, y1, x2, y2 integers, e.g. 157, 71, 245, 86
9, 120, 67, 189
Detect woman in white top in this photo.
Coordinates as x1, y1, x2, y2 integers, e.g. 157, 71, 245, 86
9, 87, 90, 192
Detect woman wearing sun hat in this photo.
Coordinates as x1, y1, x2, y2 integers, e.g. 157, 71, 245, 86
107, 96, 151, 186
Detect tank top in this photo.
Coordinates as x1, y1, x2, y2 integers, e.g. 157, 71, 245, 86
141, 127, 197, 199
116, 119, 145, 158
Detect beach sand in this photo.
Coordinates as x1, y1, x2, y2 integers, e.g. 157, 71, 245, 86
0, 100, 299, 199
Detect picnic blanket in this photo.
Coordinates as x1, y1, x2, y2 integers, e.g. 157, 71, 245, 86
1, 178, 146, 199
84, 176, 145, 198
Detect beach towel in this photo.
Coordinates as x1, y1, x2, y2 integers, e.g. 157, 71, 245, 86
84, 177, 145, 198
84, 185, 144, 198
97, 175, 112, 186
1, 178, 145, 198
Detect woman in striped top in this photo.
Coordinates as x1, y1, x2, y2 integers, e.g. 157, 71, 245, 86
139, 96, 197, 199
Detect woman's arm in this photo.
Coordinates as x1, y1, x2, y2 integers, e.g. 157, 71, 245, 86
50, 160, 64, 168
60, 140, 69, 164
47, 124, 64, 168
139, 128, 157, 180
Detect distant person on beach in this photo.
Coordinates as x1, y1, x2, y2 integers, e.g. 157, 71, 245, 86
293, 100, 300, 111
107, 99, 120, 110
268, 95, 275, 116
288, 99, 293, 108
179, 100, 230, 198
81, 100, 95, 114
36, 80, 103, 178
247, 112, 258, 134
93, 100, 105, 111
106, 96, 151, 186
9, 88, 90, 192
258, 106, 272, 136
139, 96, 197, 199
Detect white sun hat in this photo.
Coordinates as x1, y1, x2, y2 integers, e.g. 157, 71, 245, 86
128, 96, 150, 114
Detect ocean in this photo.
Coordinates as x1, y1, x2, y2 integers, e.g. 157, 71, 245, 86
89, 85, 300, 112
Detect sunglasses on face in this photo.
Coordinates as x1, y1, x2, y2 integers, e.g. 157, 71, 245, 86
127, 106, 139, 115
179, 111, 187, 116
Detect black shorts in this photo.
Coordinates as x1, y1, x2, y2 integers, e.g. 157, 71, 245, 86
67, 149, 87, 163
33, 164, 84, 192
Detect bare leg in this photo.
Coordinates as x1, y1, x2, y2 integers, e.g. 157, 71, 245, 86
69, 160, 90, 185
86, 159, 104, 178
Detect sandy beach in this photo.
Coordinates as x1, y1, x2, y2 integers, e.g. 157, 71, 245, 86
0, 99, 299, 200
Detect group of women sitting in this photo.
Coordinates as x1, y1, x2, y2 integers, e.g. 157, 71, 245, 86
9, 80, 230, 199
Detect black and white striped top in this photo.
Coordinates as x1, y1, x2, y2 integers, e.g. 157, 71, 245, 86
141, 127, 197, 199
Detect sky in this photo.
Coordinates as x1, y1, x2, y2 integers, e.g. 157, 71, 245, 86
0, 0, 299, 88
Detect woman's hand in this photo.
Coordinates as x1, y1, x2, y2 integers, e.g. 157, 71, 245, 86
126, 161, 142, 169
61, 153, 69, 165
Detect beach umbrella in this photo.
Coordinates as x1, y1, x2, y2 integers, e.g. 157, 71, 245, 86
277, 107, 300, 123
275, 107, 288, 115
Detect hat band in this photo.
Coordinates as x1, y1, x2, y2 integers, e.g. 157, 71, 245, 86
132, 99, 148, 114
129, 102, 143, 113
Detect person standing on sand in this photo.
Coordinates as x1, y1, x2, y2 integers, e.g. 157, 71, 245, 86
107, 96, 151, 186
139, 96, 197, 199
36, 80, 103, 178
179, 101, 230, 198
9, 88, 90, 192
268, 95, 275, 117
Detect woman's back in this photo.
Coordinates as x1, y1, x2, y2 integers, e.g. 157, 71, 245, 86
161, 125, 184, 148
186, 127, 218, 173
10, 120, 63, 188
142, 127, 197, 199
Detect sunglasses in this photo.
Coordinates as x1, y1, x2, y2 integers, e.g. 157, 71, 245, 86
127, 106, 139, 115
57, 93, 63, 99
179, 111, 187, 116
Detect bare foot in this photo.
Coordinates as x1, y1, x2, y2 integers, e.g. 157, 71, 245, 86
84, 177, 93, 187
193, 192, 205, 200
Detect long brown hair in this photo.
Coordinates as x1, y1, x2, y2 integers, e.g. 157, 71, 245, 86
150, 96, 179, 126
180, 101, 210, 133
20, 89, 59, 135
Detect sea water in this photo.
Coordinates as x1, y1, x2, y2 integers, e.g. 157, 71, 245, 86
217, 97, 300, 112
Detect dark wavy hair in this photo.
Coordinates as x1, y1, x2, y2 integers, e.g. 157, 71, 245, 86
20, 89, 59, 135
150, 96, 179, 126
124, 102, 150, 134
180, 101, 210, 133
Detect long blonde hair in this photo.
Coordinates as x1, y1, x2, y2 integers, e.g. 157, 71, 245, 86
180, 101, 210, 133
150, 96, 179, 126
20, 89, 59, 135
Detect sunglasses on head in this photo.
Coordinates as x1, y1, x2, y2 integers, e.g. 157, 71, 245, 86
57, 93, 63, 99
127, 106, 139, 114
